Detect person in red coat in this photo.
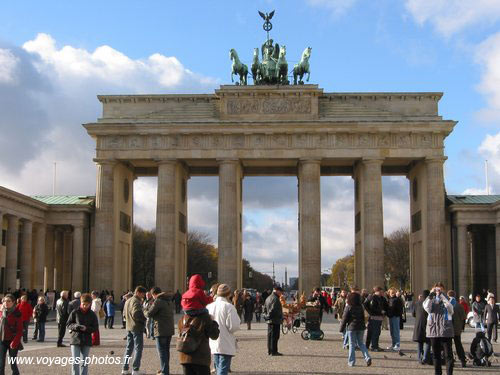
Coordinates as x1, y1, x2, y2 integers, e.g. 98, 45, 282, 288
18, 295, 33, 344
0, 294, 23, 375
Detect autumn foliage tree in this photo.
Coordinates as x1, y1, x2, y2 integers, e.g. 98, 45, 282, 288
384, 227, 410, 290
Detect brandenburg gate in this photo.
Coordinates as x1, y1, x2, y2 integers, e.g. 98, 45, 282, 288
84, 84, 456, 295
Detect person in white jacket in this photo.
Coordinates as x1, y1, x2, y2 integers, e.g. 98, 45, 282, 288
207, 284, 241, 375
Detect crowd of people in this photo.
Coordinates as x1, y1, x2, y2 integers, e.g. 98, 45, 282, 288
0, 282, 497, 375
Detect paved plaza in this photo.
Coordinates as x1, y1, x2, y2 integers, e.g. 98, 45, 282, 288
14, 313, 499, 374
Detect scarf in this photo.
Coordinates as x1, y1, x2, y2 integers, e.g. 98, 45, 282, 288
0, 306, 16, 341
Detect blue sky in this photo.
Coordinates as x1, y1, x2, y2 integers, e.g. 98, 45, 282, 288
1, 1, 499, 281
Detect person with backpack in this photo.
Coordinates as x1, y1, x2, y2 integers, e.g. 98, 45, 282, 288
483, 295, 499, 343
423, 283, 454, 375
470, 330, 493, 366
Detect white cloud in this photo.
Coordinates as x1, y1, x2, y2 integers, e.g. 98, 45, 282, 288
0, 49, 18, 84
478, 133, 500, 193
405, 0, 500, 37
475, 32, 500, 124
307, 0, 358, 17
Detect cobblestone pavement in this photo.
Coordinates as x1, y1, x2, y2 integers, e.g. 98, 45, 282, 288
14, 313, 500, 374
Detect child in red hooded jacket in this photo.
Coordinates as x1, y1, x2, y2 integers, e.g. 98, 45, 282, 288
181, 275, 211, 316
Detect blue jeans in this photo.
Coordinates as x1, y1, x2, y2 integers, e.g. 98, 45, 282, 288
71, 345, 91, 375
155, 336, 171, 375
123, 331, 144, 371
213, 354, 232, 375
417, 341, 431, 363
389, 317, 401, 349
347, 330, 370, 366
342, 331, 349, 348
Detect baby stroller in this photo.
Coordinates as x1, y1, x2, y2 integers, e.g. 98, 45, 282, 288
301, 306, 324, 340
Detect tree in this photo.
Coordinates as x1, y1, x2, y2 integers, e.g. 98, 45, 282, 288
329, 250, 355, 288
384, 227, 410, 290
132, 225, 155, 289
242, 259, 274, 291
187, 231, 218, 288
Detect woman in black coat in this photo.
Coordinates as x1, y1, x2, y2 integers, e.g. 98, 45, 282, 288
412, 290, 431, 365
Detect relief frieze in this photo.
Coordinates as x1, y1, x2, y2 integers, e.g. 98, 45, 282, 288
226, 97, 311, 115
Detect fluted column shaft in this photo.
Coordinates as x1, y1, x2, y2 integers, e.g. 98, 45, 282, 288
63, 230, 73, 290
218, 160, 242, 291
156, 160, 178, 292
55, 229, 64, 290
44, 225, 55, 291
298, 159, 321, 296
94, 160, 115, 290
33, 223, 46, 291
72, 225, 84, 292
20, 220, 33, 289
456, 225, 469, 298
426, 158, 447, 286
5, 216, 19, 291
362, 159, 384, 289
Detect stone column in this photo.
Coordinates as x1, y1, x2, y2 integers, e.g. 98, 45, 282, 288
55, 229, 64, 290
5, 216, 19, 291
94, 160, 115, 291
218, 159, 242, 291
362, 158, 384, 289
20, 220, 33, 289
63, 229, 73, 290
44, 225, 55, 291
298, 159, 321, 296
456, 224, 468, 298
33, 223, 46, 291
156, 160, 178, 292
72, 225, 84, 292
496, 224, 500, 297
0, 212, 3, 248
426, 157, 447, 286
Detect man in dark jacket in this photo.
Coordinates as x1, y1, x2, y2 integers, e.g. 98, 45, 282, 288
363, 286, 388, 351
68, 291, 81, 316
483, 295, 499, 342
448, 290, 467, 367
122, 286, 147, 375
263, 286, 283, 356
145, 287, 175, 375
412, 290, 431, 365
308, 288, 328, 323
387, 288, 404, 351
56, 290, 69, 347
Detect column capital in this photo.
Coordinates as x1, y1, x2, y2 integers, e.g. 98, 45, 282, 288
217, 158, 240, 165
298, 158, 322, 165
93, 158, 117, 166
425, 156, 447, 164
155, 158, 178, 166
361, 157, 384, 165
20, 218, 33, 224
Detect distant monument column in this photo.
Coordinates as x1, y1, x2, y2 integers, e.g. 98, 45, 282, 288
33, 223, 46, 291
218, 159, 243, 291
298, 159, 321, 296
156, 160, 188, 292
426, 157, 447, 286
5, 215, 19, 291
72, 225, 84, 292
456, 224, 469, 298
44, 225, 55, 291
20, 219, 33, 289
94, 160, 116, 291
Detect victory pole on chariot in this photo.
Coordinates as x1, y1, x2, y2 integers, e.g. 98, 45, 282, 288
229, 10, 312, 86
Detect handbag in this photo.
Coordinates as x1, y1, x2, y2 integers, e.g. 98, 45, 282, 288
98, 309, 105, 319
176, 316, 201, 354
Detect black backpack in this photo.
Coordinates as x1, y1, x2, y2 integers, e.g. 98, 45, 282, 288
479, 337, 493, 357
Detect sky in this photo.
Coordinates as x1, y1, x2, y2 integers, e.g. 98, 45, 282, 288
1, 0, 500, 284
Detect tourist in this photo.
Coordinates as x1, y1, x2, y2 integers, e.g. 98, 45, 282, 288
386, 288, 403, 351
412, 290, 432, 365
334, 290, 348, 348
144, 292, 155, 340
308, 288, 327, 323
67, 293, 98, 375
56, 290, 70, 347
0, 294, 23, 375
68, 291, 82, 316
122, 286, 147, 375
144, 287, 174, 375
90, 291, 102, 346
17, 294, 33, 344
483, 295, 499, 343
105, 295, 116, 329
232, 290, 244, 321
472, 294, 485, 330
174, 290, 182, 314
423, 282, 454, 375
458, 296, 470, 330
339, 291, 372, 367
363, 286, 387, 351
207, 284, 240, 375
263, 286, 284, 356
32, 296, 49, 342
254, 293, 262, 323
242, 291, 255, 330
181, 275, 211, 316
447, 290, 466, 367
